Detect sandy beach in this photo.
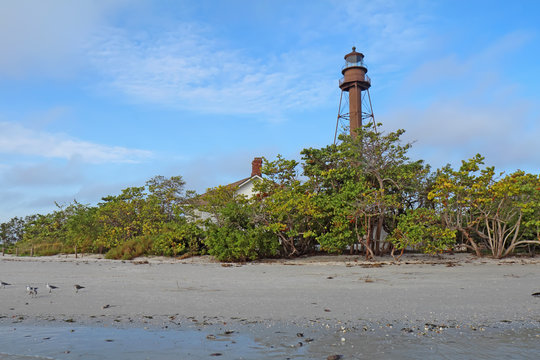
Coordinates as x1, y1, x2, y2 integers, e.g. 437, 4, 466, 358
1, 253, 539, 359
1, 253, 539, 325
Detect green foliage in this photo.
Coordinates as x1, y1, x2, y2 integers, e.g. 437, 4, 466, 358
428, 154, 493, 255
146, 175, 187, 219
314, 180, 399, 255
253, 155, 316, 257
201, 189, 279, 262
65, 202, 99, 253
11, 202, 100, 255
2, 174, 206, 259
205, 225, 278, 262
0, 216, 26, 245
301, 122, 427, 258
11, 242, 68, 257
96, 186, 160, 250
521, 173, 540, 244
19, 208, 71, 249
32, 242, 69, 256
429, 156, 540, 258
105, 235, 154, 260
4, 122, 537, 263
389, 208, 456, 256
151, 220, 205, 257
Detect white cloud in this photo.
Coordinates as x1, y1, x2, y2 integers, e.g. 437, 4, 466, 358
87, 25, 335, 117
0, 122, 152, 163
330, 0, 434, 71
0, 0, 434, 118
84, 1, 435, 117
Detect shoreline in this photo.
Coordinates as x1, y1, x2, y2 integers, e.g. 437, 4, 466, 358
2, 320, 537, 360
1, 253, 539, 358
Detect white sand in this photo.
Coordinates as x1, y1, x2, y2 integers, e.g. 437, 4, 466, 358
1, 254, 539, 327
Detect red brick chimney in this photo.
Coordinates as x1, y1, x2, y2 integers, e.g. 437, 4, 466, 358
251, 157, 262, 177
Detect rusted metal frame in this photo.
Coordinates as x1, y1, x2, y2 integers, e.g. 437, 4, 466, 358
366, 88, 377, 133
334, 90, 344, 145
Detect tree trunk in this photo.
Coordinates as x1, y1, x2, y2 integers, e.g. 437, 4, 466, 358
461, 228, 482, 256
375, 214, 384, 255
363, 217, 375, 260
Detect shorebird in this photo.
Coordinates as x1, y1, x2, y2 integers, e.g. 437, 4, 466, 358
26, 285, 38, 297
46, 283, 58, 293
0, 281, 10, 288
74, 284, 85, 293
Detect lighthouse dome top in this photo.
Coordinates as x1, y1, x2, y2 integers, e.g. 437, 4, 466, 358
343, 47, 367, 70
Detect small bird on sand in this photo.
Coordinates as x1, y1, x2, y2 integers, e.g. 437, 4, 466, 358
26, 285, 38, 297
46, 283, 58, 293
0, 281, 11, 288
74, 284, 85, 293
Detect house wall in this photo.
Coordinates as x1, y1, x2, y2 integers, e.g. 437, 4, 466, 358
192, 176, 261, 223
235, 181, 257, 197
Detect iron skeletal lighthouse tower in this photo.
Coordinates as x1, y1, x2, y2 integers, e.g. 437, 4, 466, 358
334, 47, 375, 143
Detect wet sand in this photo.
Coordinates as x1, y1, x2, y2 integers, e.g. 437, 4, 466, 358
1, 322, 539, 360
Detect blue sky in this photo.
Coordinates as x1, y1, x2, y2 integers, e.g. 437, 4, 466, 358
1, 0, 539, 222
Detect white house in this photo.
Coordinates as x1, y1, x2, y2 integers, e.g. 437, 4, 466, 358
222, 157, 264, 198
192, 157, 264, 222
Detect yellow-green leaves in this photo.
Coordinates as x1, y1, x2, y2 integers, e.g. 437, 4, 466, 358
429, 155, 540, 258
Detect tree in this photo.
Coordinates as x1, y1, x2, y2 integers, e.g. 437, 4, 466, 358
521, 173, 540, 251
146, 175, 187, 220
428, 155, 492, 256
301, 122, 427, 258
96, 186, 165, 251
389, 208, 456, 259
301, 143, 361, 254
0, 216, 26, 245
480, 171, 540, 257
200, 186, 279, 261
65, 202, 99, 253
429, 155, 540, 258
347, 124, 430, 251
252, 155, 316, 257
150, 219, 205, 257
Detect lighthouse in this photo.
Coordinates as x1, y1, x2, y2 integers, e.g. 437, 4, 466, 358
336, 47, 373, 139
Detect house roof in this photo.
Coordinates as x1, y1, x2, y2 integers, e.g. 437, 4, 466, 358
233, 174, 263, 190
194, 161, 264, 206
226, 176, 251, 189
210, 157, 263, 192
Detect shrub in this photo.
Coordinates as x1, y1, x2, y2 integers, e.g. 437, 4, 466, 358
205, 225, 279, 262
389, 208, 456, 258
151, 221, 205, 257
34, 242, 67, 256
105, 235, 153, 260
200, 194, 280, 262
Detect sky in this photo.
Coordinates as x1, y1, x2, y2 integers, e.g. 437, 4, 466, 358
1, 0, 539, 222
